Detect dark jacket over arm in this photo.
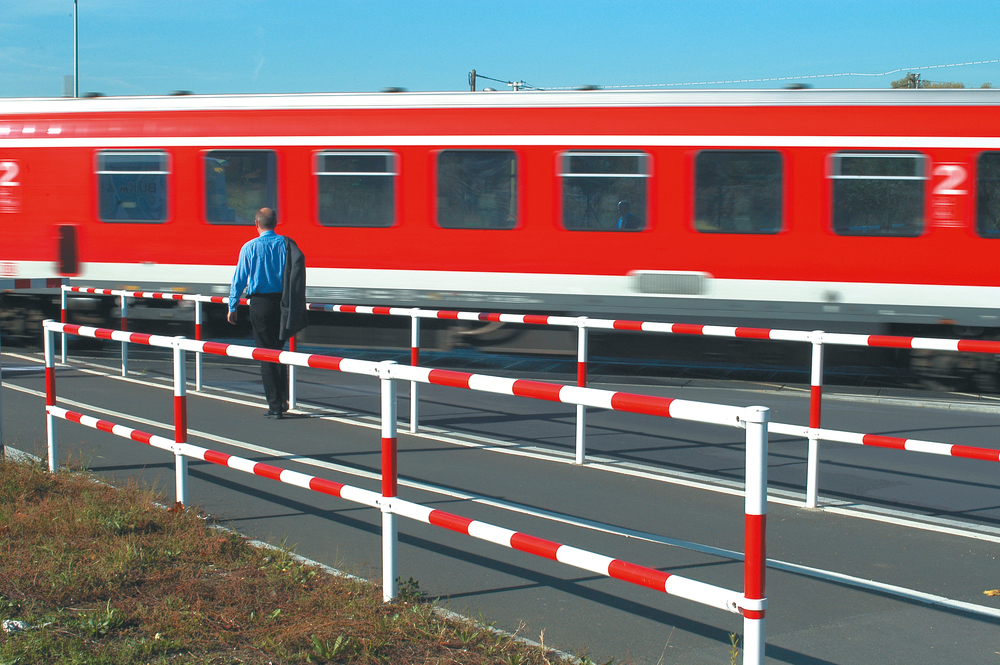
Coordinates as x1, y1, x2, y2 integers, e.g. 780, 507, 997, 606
279, 237, 308, 341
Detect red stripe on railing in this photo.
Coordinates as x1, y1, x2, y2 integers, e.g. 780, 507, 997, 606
867, 335, 914, 349
957, 340, 1000, 354
96, 419, 116, 434
252, 348, 282, 363
204, 450, 232, 466
131, 431, 154, 445
613, 320, 644, 331
523, 315, 550, 326
809, 385, 822, 429
309, 477, 346, 497
306, 355, 343, 371
253, 462, 285, 482
201, 342, 231, 356
609, 393, 675, 417
950, 445, 1000, 462
743, 513, 766, 618
45, 366, 55, 406
373, 306, 392, 315
861, 434, 908, 450
95, 328, 114, 340
429, 510, 474, 534
509, 533, 561, 560
427, 369, 473, 389
130, 333, 152, 345
735, 327, 772, 340
608, 559, 672, 592
382, 437, 397, 497
672, 324, 705, 335
437, 310, 460, 320
511, 380, 564, 402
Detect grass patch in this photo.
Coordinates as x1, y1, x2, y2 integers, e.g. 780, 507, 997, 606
0, 457, 570, 664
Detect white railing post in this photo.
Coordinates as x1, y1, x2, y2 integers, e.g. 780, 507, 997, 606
173, 338, 188, 507
806, 332, 825, 509
44, 321, 57, 472
194, 300, 203, 392
409, 310, 420, 433
60, 287, 67, 364
742, 405, 769, 665
120, 293, 128, 377
288, 334, 298, 410
575, 317, 588, 464
379, 360, 399, 602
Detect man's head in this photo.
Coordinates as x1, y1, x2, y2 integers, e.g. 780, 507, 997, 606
618, 200, 630, 215
255, 207, 277, 232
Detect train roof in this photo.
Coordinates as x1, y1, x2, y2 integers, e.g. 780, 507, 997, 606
1, 88, 999, 115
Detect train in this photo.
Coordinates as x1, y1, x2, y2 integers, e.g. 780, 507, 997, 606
2, 88, 1000, 380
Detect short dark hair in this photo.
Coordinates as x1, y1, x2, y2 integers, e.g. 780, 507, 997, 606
255, 207, 277, 230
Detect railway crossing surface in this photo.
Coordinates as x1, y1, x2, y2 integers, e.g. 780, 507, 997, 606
2, 345, 999, 664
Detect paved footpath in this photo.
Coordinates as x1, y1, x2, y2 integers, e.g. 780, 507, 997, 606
2, 346, 1000, 664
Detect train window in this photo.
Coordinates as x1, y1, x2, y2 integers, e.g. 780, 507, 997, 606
97, 151, 168, 222
694, 151, 782, 234
830, 152, 925, 237
315, 151, 395, 227
977, 152, 1000, 238
437, 150, 517, 229
204, 150, 277, 225
560, 152, 649, 231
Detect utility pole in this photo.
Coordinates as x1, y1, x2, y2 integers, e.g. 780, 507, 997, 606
73, 0, 79, 97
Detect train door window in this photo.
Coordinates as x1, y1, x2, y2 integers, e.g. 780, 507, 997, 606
830, 152, 926, 237
976, 152, 1000, 238
96, 151, 169, 222
315, 151, 396, 227
436, 150, 517, 229
560, 152, 649, 231
204, 150, 277, 225
694, 151, 782, 234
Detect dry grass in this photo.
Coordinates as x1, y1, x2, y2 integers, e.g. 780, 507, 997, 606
0, 457, 576, 664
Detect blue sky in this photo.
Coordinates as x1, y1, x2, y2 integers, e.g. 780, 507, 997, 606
2, 0, 998, 97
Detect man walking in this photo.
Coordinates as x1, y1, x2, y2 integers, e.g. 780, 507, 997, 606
228, 207, 288, 419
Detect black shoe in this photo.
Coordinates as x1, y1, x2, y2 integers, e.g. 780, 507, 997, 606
263, 409, 283, 419
279, 401, 289, 414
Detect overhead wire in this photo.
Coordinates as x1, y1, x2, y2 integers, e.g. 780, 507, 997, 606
536, 58, 1000, 90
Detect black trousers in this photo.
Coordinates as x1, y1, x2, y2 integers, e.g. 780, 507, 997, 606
249, 293, 287, 411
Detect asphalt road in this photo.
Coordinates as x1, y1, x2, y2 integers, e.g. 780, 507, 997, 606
2, 344, 1000, 664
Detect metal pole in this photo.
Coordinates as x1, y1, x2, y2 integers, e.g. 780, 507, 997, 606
173, 339, 188, 507
742, 405, 769, 665
379, 361, 399, 602
120, 294, 128, 377
194, 300, 203, 391
44, 321, 57, 472
73, 0, 79, 98
575, 318, 588, 464
288, 334, 297, 410
60, 287, 67, 363
409, 311, 420, 433
805, 333, 824, 509
0, 312, 4, 459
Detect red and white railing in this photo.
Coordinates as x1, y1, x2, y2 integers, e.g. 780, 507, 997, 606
42, 319, 770, 664
58, 286, 1000, 510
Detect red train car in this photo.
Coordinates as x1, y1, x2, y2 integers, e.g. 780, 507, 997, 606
2, 88, 1000, 335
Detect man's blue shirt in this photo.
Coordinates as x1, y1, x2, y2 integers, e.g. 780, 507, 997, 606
229, 230, 286, 311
